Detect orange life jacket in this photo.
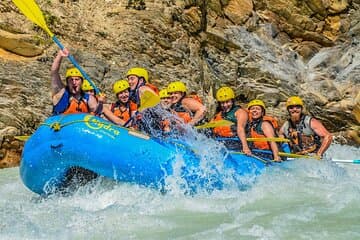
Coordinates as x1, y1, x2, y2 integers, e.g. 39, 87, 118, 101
212, 106, 240, 137
53, 89, 91, 115
111, 101, 137, 122
248, 114, 279, 131
171, 97, 193, 123
246, 115, 279, 150
212, 112, 236, 137
62, 96, 89, 114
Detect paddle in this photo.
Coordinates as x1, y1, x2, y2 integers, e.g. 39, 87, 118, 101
195, 120, 234, 129
332, 159, 360, 164
123, 90, 160, 127
215, 137, 290, 142
251, 149, 319, 159
12, 0, 99, 94
246, 137, 290, 142
14, 135, 30, 141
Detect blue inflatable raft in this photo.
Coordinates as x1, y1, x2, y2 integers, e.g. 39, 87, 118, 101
20, 114, 273, 195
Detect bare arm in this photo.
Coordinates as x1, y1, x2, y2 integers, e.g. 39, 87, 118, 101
51, 49, 69, 95
235, 109, 251, 155
310, 118, 332, 158
102, 107, 126, 126
87, 95, 99, 113
278, 124, 285, 138
262, 121, 281, 161
182, 98, 206, 126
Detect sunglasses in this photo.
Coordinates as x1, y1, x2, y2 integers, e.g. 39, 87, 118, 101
288, 105, 302, 110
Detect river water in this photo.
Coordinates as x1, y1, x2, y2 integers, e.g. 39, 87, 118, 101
0, 143, 359, 239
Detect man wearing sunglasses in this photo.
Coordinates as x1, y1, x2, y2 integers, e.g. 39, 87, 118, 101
279, 96, 332, 159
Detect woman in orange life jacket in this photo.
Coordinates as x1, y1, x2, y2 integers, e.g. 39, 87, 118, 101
246, 99, 281, 161
51, 48, 98, 115
167, 81, 206, 127
279, 96, 332, 159
105, 79, 138, 127
211, 86, 251, 154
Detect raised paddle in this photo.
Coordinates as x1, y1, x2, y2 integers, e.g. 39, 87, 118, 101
123, 90, 161, 127
195, 120, 234, 129
12, 0, 99, 94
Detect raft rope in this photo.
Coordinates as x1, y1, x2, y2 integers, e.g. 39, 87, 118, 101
40, 119, 90, 132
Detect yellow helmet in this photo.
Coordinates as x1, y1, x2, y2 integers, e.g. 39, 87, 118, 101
216, 87, 235, 102
159, 89, 170, 99
113, 79, 130, 95
248, 99, 266, 110
65, 67, 83, 79
167, 81, 187, 93
126, 67, 149, 83
286, 96, 304, 108
81, 79, 94, 91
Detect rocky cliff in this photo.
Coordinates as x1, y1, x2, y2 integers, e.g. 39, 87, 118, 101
1, 0, 359, 167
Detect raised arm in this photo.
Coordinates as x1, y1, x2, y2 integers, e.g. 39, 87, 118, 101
51, 49, 69, 95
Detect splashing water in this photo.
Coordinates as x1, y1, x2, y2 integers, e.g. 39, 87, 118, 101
0, 143, 359, 239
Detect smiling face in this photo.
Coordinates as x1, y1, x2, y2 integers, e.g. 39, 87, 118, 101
169, 91, 184, 104
67, 77, 83, 95
116, 89, 130, 104
249, 105, 264, 120
127, 75, 140, 90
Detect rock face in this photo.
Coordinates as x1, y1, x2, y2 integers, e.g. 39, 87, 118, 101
0, 0, 359, 167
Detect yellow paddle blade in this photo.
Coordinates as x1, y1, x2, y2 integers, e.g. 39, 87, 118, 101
14, 135, 30, 141
12, 0, 53, 36
278, 152, 319, 159
195, 120, 234, 129
138, 90, 160, 112
246, 137, 290, 142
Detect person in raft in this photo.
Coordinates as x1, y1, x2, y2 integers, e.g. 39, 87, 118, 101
159, 88, 172, 110
211, 86, 251, 153
279, 96, 332, 159
51, 49, 129, 126
51, 49, 98, 115
167, 81, 206, 127
246, 99, 281, 161
81, 79, 106, 116
107, 79, 137, 127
